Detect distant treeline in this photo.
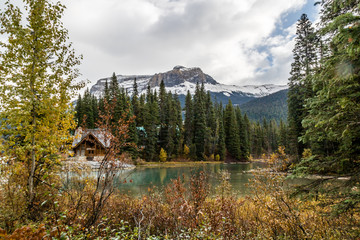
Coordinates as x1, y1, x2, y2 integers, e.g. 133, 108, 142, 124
240, 89, 288, 123
75, 74, 289, 161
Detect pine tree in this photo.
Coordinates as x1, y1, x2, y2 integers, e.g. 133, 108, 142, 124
279, 120, 288, 150
132, 78, 140, 125
92, 95, 99, 126
172, 93, 183, 157
250, 121, 264, 158
158, 80, 169, 151
108, 73, 123, 124
104, 80, 110, 102
291, 0, 360, 213
193, 83, 206, 160
133, 78, 139, 98
268, 119, 278, 153
143, 87, 159, 161
287, 13, 317, 159
262, 118, 270, 154
243, 114, 251, 157
205, 92, 217, 157
75, 94, 84, 126
301, 0, 360, 171
236, 107, 248, 160
110, 72, 119, 100
184, 90, 193, 147
98, 80, 109, 118
224, 100, 240, 160
165, 92, 175, 157
137, 94, 145, 127
83, 88, 95, 128
217, 103, 226, 161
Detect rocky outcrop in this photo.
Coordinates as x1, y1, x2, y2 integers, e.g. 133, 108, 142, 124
148, 66, 217, 88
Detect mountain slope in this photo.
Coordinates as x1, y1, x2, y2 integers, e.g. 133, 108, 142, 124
240, 89, 289, 123
89, 66, 287, 106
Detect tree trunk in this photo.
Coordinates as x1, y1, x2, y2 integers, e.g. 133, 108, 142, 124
28, 35, 38, 213
28, 115, 36, 211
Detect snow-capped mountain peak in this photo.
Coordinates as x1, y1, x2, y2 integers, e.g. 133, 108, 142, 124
89, 66, 287, 105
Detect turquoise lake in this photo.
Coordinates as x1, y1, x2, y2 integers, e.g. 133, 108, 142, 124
109, 162, 268, 196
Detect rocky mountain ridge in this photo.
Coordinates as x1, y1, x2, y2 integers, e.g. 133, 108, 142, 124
89, 66, 288, 105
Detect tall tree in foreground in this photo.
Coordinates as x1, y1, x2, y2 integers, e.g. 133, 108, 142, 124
287, 14, 317, 159
293, 0, 360, 214
0, 0, 82, 218
301, 0, 360, 169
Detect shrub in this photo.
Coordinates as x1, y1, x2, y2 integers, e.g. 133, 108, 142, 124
159, 148, 167, 162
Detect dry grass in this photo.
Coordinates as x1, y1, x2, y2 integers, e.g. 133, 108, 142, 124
1, 170, 359, 239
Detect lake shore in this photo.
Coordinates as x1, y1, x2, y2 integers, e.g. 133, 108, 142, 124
136, 159, 271, 167
64, 158, 136, 170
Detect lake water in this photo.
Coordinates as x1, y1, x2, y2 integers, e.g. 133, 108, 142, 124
109, 162, 268, 197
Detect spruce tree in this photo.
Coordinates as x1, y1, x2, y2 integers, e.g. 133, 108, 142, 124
236, 107, 248, 160
75, 94, 84, 126
92, 95, 99, 126
205, 92, 217, 156
172, 94, 183, 157
137, 94, 146, 127
143, 87, 159, 161
217, 103, 226, 161
158, 80, 169, 151
279, 120, 288, 150
132, 78, 140, 125
165, 92, 175, 157
184, 90, 193, 147
110, 72, 120, 100
290, 0, 360, 213
108, 73, 123, 124
224, 100, 240, 160
262, 118, 270, 154
243, 114, 251, 157
83, 88, 95, 128
133, 78, 139, 97
193, 83, 206, 160
104, 80, 110, 102
287, 14, 317, 159
301, 0, 360, 171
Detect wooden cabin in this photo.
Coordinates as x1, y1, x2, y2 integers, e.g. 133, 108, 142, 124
72, 128, 109, 157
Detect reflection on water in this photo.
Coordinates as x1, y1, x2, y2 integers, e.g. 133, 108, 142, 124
110, 162, 267, 197
63, 162, 313, 197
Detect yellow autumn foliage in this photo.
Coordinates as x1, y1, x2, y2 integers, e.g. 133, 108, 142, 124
159, 148, 168, 162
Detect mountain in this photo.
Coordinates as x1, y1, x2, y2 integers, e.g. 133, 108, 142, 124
89, 66, 287, 106
240, 89, 289, 123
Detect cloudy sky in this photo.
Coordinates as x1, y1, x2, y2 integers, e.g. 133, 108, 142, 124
1, 0, 319, 87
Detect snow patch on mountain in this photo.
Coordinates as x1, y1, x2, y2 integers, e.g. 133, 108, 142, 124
235, 84, 288, 97
89, 66, 288, 100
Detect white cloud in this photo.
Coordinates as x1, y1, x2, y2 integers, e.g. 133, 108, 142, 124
1, 0, 316, 87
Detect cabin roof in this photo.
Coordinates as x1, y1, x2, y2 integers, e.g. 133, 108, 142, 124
72, 128, 110, 149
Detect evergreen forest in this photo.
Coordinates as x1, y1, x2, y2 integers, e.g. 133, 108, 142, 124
0, 0, 359, 239
75, 76, 288, 162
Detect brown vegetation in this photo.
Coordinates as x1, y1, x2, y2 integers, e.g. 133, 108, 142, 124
1, 168, 359, 239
